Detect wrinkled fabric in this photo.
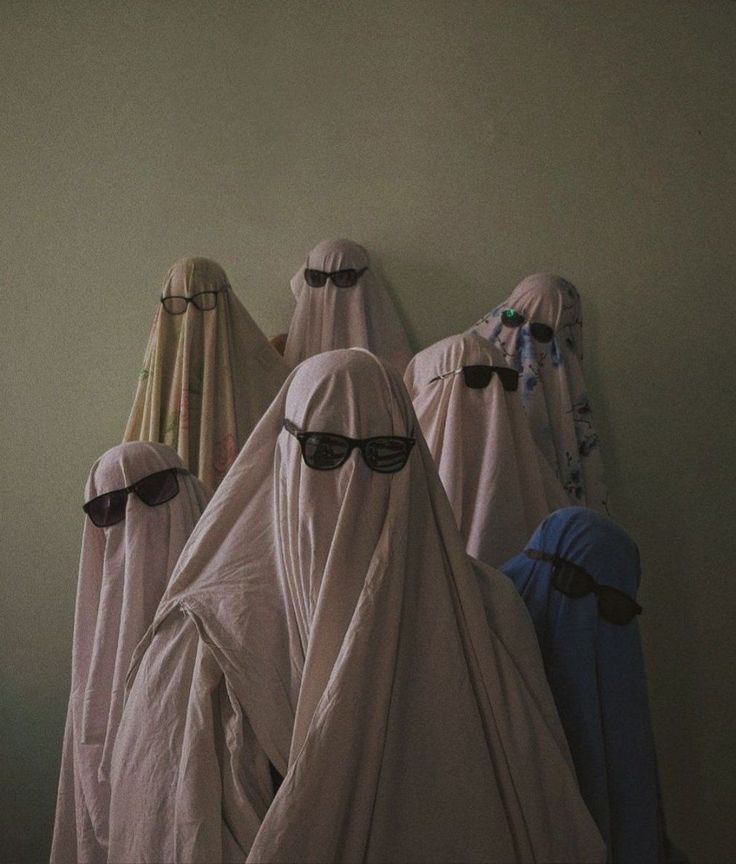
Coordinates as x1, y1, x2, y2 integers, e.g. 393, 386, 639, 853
50, 443, 209, 864
472, 273, 608, 511
283, 238, 412, 372
109, 349, 603, 864
500, 507, 680, 864
405, 331, 570, 567
124, 256, 288, 492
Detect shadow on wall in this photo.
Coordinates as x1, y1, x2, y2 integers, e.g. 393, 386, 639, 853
639, 525, 700, 858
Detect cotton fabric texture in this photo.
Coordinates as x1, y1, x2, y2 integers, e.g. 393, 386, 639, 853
500, 507, 681, 864
108, 349, 603, 864
404, 330, 570, 568
472, 273, 608, 511
283, 238, 412, 372
50, 442, 209, 864
124, 256, 288, 492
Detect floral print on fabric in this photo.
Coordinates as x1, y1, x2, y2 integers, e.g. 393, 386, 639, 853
470, 274, 608, 512
123, 256, 288, 492
213, 433, 238, 486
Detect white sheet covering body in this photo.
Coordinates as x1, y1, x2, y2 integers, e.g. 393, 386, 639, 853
405, 331, 570, 568
50, 442, 209, 864
283, 238, 412, 372
472, 273, 609, 511
108, 349, 604, 864
124, 256, 288, 491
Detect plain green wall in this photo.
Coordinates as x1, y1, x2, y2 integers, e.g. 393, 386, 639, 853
2, 1, 734, 861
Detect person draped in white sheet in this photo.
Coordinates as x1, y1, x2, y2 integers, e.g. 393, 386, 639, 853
108, 349, 604, 864
50, 442, 209, 864
124, 256, 288, 492
405, 330, 570, 568
283, 238, 412, 372
472, 273, 609, 511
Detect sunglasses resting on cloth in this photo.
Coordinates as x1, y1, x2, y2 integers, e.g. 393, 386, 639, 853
525, 548, 642, 625
303, 267, 368, 288
429, 364, 519, 391
501, 308, 555, 343
83, 467, 189, 527
283, 418, 414, 472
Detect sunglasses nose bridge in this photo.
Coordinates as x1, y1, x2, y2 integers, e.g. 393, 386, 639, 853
346, 439, 363, 463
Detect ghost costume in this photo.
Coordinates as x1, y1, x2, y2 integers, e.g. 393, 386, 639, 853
405, 331, 570, 568
500, 507, 683, 863
50, 442, 209, 864
283, 238, 412, 372
124, 256, 288, 491
472, 273, 608, 511
108, 349, 604, 864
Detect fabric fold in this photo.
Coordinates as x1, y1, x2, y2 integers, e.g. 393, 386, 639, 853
109, 349, 604, 864
50, 442, 209, 864
500, 507, 683, 863
472, 273, 608, 511
124, 256, 288, 491
283, 238, 412, 372
405, 330, 570, 567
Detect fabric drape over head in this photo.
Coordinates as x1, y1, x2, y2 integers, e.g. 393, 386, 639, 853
283, 238, 412, 372
404, 330, 570, 568
500, 507, 681, 864
472, 273, 608, 511
109, 348, 603, 864
124, 256, 288, 491
50, 442, 209, 864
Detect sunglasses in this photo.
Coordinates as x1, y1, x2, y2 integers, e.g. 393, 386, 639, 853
500, 308, 554, 343
429, 364, 519, 391
83, 467, 189, 527
303, 267, 368, 288
283, 418, 415, 473
160, 291, 220, 315
525, 549, 642, 625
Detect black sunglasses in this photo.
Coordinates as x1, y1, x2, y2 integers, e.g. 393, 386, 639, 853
500, 308, 554, 343
160, 291, 220, 315
525, 549, 642, 625
83, 467, 189, 527
429, 364, 519, 391
283, 418, 415, 473
303, 267, 368, 288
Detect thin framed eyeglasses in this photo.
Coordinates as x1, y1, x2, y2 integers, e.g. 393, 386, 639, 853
500, 308, 555, 343
283, 418, 415, 473
161, 291, 220, 315
83, 467, 189, 527
429, 364, 519, 391
525, 548, 642, 625
303, 267, 368, 288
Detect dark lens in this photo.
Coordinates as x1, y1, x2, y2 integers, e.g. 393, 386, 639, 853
304, 269, 327, 288
133, 469, 179, 506
84, 490, 128, 527
462, 366, 494, 389
530, 322, 554, 343
494, 366, 519, 392
302, 433, 351, 470
363, 437, 414, 473
331, 269, 359, 288
162, 296, 189, 315
596, 586, 642, 625
191, 291, 218, 311
553, 563, 592, 598
501, 308, 524, 328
